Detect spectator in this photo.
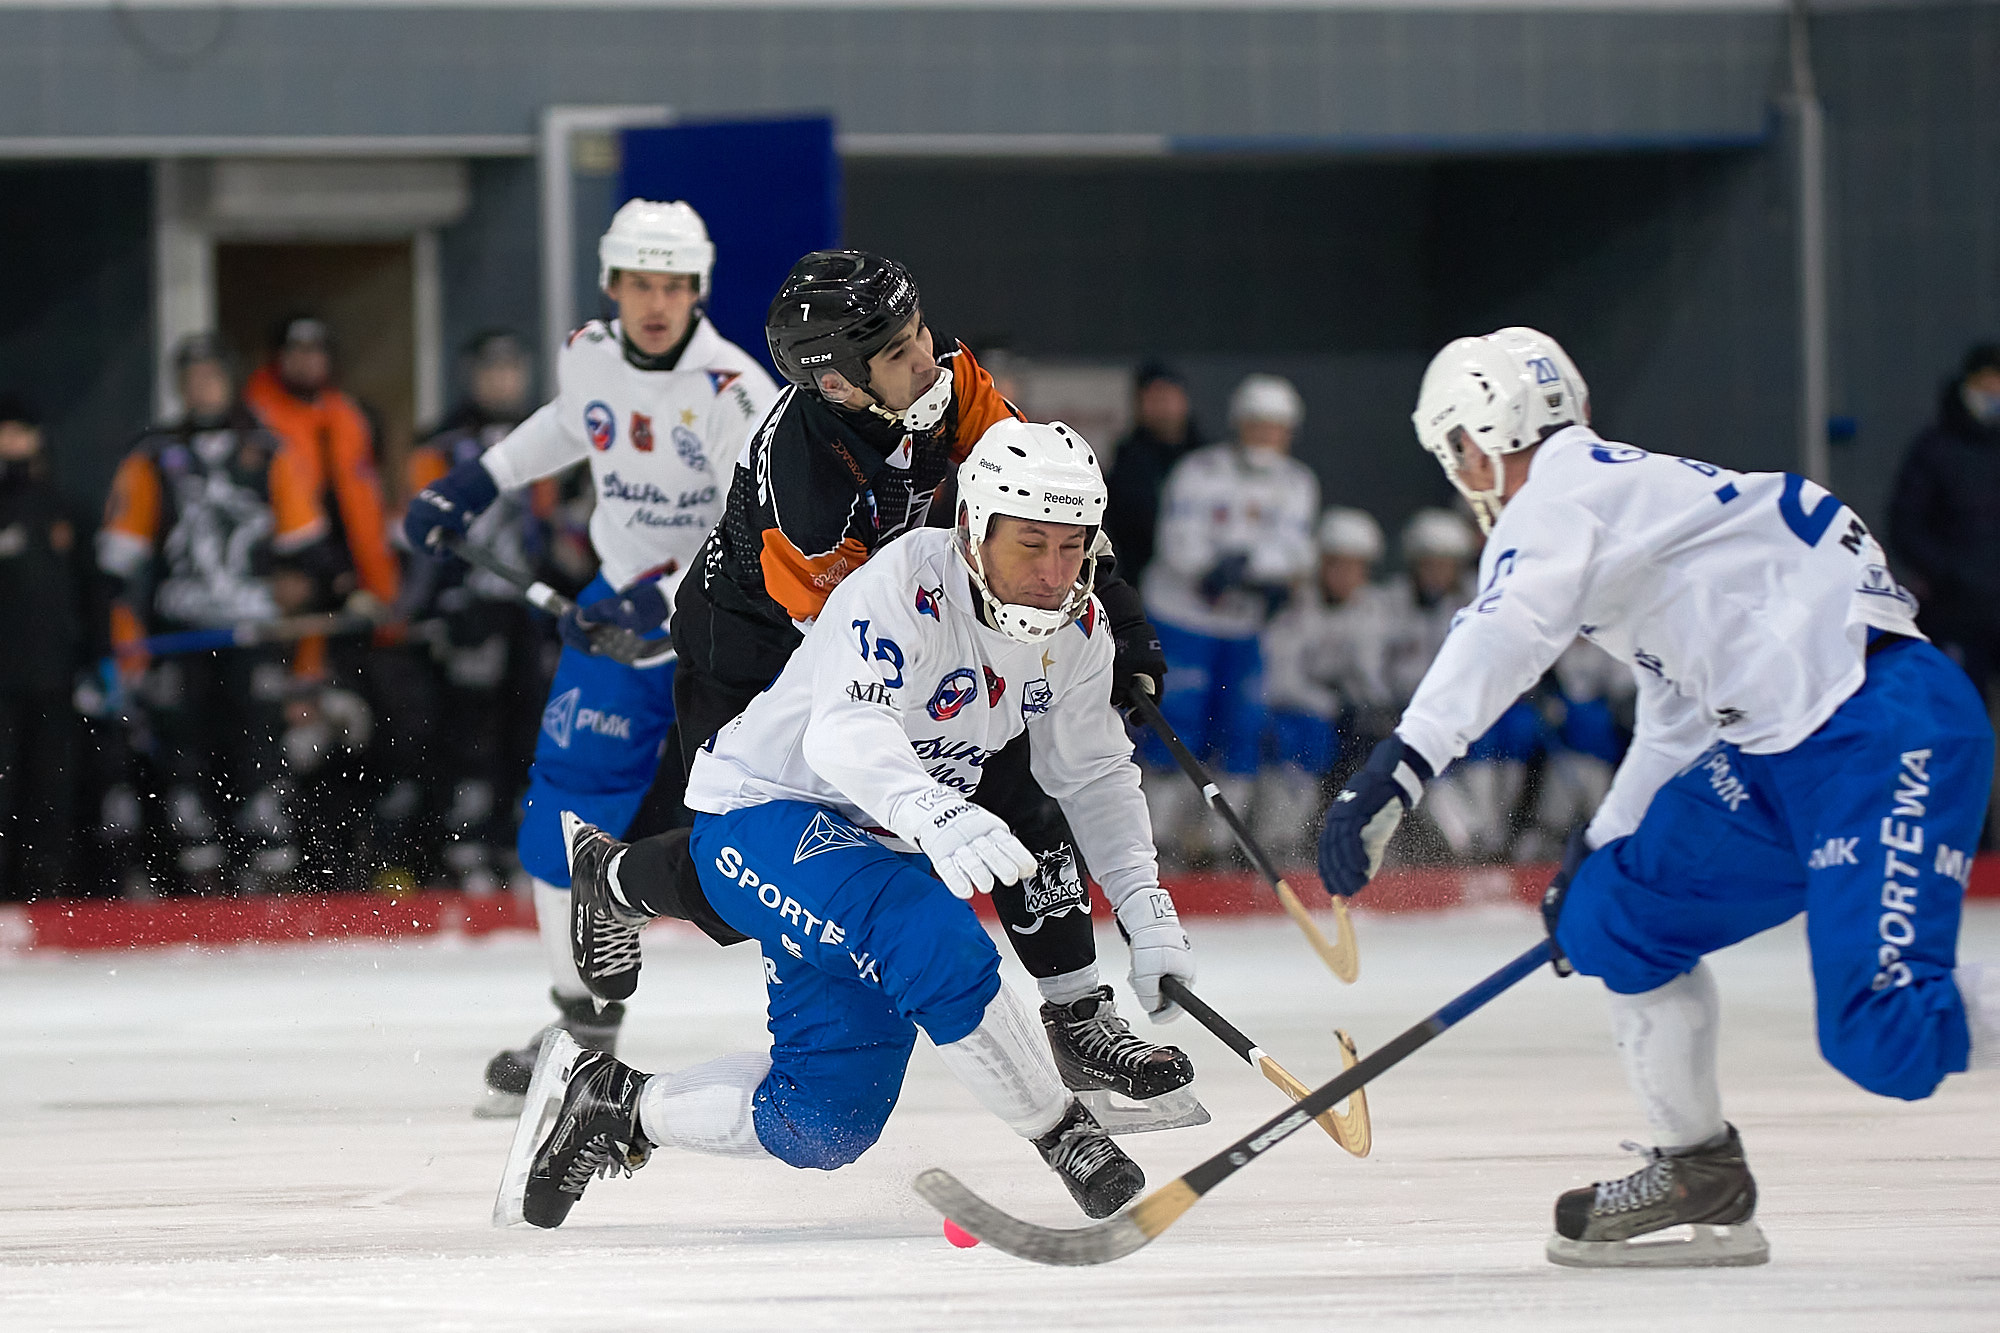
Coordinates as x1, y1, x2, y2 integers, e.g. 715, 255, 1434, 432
1889, 341, 2000, 703
0, 394, 91, 900
401, 331, 560, 893
1141, 373, 1319, 863
1104, 360, 1202, 586
1257, 506, 1396, 858
1379, 507, 1477, 707
97, 335, 329, 892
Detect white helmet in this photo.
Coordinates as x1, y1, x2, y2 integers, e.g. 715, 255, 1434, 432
1411, 334, 1559, 534
598, 199, 715, 294
1316, 507, 1384, 562
1229, 373, 1304, 430
1401, 507, 1475, 563
956, 418, 1109, 644
1491, 325, 1589, 434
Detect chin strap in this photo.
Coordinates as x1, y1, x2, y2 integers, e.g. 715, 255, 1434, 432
859, 366, 955, 433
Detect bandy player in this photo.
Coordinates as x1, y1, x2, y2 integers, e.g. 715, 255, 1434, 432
495, 420, 1194, 1228
1319, 327, 1996, 1267
401, 200, 778, 1113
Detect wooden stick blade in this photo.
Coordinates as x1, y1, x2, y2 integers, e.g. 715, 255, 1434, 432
1275, 879, 1359, 984
912, 1169, 1161, 1267
1255, 1038, 1371, 1158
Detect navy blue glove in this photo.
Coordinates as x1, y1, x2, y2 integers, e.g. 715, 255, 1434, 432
1316, 735, 1434, 898
559, 580, 670, 654
1198, 552, 1252, 602
403, 456, 500, 554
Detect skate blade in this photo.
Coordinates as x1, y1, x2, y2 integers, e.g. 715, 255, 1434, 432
492, 1030, 582, 1228
1076, 1087, 1210, 1136
1546, 1219, 1770, 1269
472, 1087, 525, 1120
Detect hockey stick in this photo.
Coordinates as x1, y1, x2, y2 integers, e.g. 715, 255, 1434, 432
1128, 683, 1359, 984
433, 531, 673, 667
915, 938, 1552, 1266
1158, 975, 1370, 1157
113, 605, 387, 660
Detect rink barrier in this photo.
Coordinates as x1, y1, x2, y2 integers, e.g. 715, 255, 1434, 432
6, 855, 1999, 953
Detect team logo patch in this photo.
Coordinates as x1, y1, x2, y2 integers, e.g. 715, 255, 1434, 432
915, 584, 942, 620
630, 411, 654, 453
705, 369, 741, 394
672, 425, 707, 470
1021, 678, 1053, 717
927, 668, 980, 721
541, 687, 580, 749
584, 401, 616, 450
794, 810, 873, 864
983, 664, 1005, 708
1075, 601, 1098, 637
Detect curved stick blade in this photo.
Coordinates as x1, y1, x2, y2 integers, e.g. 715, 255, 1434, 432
913, 1169, 1164, 1267
1254, 1034, 1371, 1159
1275, 879, 1359, 984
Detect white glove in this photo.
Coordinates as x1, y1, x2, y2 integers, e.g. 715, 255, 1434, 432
896, 787, 1038, 900
1115, 886, 1195, 1022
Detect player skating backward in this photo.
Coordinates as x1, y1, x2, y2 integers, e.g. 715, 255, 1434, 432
497, 421, 1192, 1226
401, 201, 778, 1114
593, 251, 1197, 1127
1318, 327, 1997, 1268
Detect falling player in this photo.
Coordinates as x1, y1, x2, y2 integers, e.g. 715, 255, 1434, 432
401, 201, 778, 1113
595, 251, 1197, 1129
496, 420, 1194, 1227
1318, 327, 1996, 1267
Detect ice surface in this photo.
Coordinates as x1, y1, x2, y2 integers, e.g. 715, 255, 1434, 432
4, 904, 1998, 1332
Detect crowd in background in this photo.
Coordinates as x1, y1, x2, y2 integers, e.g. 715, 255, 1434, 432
3, 327, 1998, 900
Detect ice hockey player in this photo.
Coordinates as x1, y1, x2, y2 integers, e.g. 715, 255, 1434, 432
1318, 327, 1996, 1268
600, 250, 1197, 1129
400, 201, 778, 1113
1258, 506, 1395, 856
402, 331, 566, 895
1141, 373, 1320, 863
497, 420, 1193, 1228
99, 334, 332, 892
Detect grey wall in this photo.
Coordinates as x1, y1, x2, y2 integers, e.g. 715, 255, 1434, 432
437, 157, 544, 413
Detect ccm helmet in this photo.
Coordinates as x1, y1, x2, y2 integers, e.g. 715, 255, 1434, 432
598, 200, 715, 294
1412, 334, 1558, 534
1491, 326, 1589, 437
956, 418, 1109, 644
766, 250, 921, 397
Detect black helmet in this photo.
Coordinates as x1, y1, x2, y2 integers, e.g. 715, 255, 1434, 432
173, 331, 239, 383
765, 250, 920, 394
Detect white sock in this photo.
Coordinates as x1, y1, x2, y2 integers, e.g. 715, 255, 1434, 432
1038, 964, 1100, 1007
638, 1052, 774, 1158
1608, 962, 1726, 1151
934, 984, 1070, 1140
1956, 963, 2000, 1070
532, 876, 591, 1001
604, 848, 637, 913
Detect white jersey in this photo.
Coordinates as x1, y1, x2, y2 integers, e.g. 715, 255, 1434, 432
480, 317, 777, 594
1394, 426, 1922, 846
1142, 442, 1320, 638
686, 528, 1160, 910
1262, 583, 1396, 720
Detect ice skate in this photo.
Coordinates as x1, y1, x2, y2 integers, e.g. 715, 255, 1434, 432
494, 1030, 655, 1229
474, 989, 625, 1119
1043, 985, 1207, 1134
1033, 1098, 1144, 1219
1546, 1124, 1769, 1268
563, 810, 649, 1003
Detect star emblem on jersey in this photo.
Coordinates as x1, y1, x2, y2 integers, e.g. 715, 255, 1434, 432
679, 408, 697, 426
983, 664, 1006, 707
927, 668, 980, 721
794, 810, 873, 864
583, 401, 616, 450
630, 411, 655, 453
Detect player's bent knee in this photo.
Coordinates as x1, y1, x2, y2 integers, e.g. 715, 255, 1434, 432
894, 911, 1003, 1048
749, 1069, 898, 1171
1818, 975, 1969, 1101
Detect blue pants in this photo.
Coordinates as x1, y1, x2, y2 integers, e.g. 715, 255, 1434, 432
516, 574, 675, 885
1144, 619, 1264, 776
690, 801, 1003, 1171
1557, 640, 1993, 1101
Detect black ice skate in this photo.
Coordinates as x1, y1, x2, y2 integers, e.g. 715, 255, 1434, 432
474, 989, 625, 1119
563, 810, 650, 1003
1042, 986, 1207, 1135
1547, 1123, 1769, 1268
1034, 1099, 1145, 1220
494, 1030, 655, 1229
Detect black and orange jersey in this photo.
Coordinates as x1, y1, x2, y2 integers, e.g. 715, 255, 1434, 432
678, 338, 1018, 689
